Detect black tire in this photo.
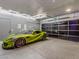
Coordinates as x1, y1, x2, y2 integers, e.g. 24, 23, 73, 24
15, 38, 26, 48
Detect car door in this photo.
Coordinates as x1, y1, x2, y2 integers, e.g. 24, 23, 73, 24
32, 33, 42, 41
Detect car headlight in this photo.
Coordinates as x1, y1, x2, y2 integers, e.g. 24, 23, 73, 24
3, 42, 8, 46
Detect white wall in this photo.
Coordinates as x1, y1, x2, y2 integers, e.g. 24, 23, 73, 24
0, 12, 40, 40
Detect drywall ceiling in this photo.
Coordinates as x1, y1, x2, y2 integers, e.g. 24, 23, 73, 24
0, 0, 78, 16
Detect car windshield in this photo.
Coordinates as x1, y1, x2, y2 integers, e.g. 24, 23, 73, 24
34, 31, 41, 34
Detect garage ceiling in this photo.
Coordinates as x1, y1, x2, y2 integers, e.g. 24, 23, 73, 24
0, 0, 78, 17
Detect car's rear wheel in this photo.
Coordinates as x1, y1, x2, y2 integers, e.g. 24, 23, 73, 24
42, 34, 47, 40
15, 38, 26, 48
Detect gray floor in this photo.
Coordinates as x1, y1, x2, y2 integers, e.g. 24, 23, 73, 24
0, 37, 79, 59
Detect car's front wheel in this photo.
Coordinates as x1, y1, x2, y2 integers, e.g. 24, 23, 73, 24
15, 38, 26, 48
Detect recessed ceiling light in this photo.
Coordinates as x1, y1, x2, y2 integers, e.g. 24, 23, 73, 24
52, 0, 55, 3
66, 8, 71, 12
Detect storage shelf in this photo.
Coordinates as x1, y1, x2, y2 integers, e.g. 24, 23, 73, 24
58, 24, 79, 26
58, 30, 79, 31
42, 19, 79, 41
47, 33, 58, 35
67, 35, 79, 37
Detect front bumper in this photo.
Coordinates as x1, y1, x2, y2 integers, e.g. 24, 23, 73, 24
2, 42, 14, 49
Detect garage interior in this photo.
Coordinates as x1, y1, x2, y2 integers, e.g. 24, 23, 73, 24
0, 0, 79, 59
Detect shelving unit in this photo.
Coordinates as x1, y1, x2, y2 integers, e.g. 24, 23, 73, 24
42, 19, 79, 41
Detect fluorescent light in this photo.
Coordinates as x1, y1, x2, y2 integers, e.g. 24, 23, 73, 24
66, 8, 71, 12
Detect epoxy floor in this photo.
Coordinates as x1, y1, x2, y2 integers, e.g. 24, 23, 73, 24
0, 37, 79, 59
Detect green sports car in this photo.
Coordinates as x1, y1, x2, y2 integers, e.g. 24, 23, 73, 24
2, 31, 47, 49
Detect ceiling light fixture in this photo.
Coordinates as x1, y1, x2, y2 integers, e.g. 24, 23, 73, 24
66, 8, 71, 12
52, 0, 55, 3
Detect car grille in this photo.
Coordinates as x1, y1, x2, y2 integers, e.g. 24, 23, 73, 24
3, 42, 8, 46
